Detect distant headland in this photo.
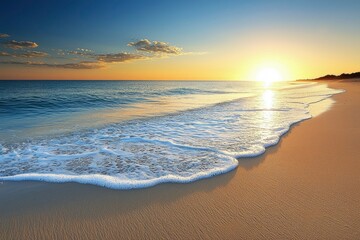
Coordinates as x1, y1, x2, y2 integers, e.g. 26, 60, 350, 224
313, 72, 360, 80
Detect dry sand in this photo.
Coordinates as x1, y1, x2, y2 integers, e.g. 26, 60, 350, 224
0, 81, 359, 239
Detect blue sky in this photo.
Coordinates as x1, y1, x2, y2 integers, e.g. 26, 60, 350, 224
1, 0, 359, 79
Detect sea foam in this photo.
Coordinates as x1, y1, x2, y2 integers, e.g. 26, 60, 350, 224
0, 82, 343, 189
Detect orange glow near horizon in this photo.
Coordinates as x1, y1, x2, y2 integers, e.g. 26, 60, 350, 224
0, 48, 358, 81
1, 1, 360, 81
255, 67, 284, 87
246, 61, 291, 84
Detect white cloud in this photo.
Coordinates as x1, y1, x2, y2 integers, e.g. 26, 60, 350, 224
128, 39, 183, 55
3, 40, 38, 49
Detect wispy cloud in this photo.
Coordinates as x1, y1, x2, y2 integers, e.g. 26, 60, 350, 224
18, 51, 48, 58
0, 33, 10, 38
55, 61, 105, 69
52, 49, 66, 56
96, 52, 146, 63
0, 51, 11, 56
0, 51, 48, 58
128, 39, 183, 55
1, 38, 193, 70
0, 60, 105, 69
68, 48, 94, 56
3, 40, 38, 49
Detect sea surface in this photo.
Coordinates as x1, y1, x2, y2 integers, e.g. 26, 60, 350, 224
0, 80, 343, 189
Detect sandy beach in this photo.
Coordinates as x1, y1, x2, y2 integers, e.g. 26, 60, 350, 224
0, 81, 359, 240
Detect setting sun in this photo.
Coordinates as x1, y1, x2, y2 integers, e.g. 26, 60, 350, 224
1, 1, 360, 239
256, 67, 284, 83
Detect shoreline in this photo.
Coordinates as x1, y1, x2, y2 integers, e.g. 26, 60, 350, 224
1, 81, 359, 239
0, 81, 338, 190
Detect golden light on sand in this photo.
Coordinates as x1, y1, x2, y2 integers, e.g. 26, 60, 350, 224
256, 67, 284, 87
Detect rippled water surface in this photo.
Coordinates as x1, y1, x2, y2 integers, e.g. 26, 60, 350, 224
0, 80, 343, 189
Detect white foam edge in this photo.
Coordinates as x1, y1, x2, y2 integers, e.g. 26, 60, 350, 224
0, 87, 344, 190
0, 161, 238, 190
307, 89, 345, 117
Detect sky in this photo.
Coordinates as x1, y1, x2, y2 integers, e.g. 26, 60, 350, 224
0, 0, 359, 80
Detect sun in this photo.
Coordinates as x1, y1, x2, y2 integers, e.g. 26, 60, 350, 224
255, 67, 284, 85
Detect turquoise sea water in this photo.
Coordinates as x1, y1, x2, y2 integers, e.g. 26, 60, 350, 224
0, 80, 342, 189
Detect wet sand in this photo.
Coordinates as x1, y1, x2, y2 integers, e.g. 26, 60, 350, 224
0, 81, 359, 239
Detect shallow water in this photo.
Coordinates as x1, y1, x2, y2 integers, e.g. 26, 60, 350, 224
0, 80, 343, 189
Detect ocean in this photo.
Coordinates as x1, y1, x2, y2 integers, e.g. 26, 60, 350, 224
0, 80, 343, 189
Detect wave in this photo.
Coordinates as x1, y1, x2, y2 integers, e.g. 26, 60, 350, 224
0, 87, 239, 117
156, 87, 240, 96
0, 82, 343, 189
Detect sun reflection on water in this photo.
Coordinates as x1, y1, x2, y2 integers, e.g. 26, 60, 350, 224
262, 90, 274, 110
261, 89, 275, 129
